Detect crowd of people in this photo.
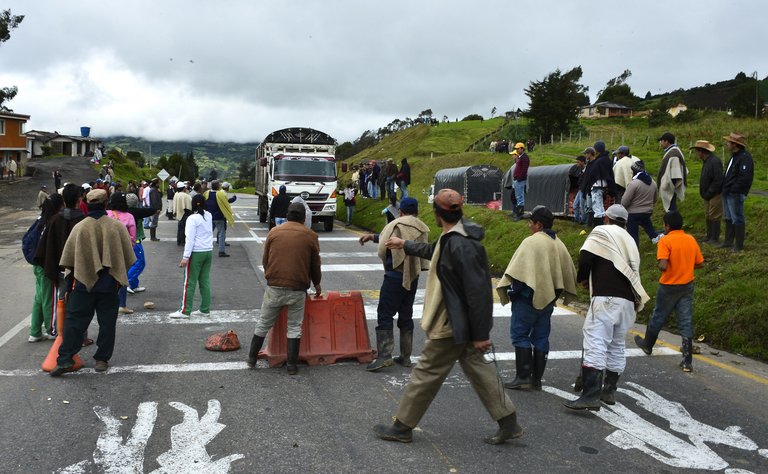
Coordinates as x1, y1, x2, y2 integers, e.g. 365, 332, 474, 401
20, 129, 756, 445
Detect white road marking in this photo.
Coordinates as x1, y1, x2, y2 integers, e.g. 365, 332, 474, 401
0, 350, 679, 377
320, 252, 378, 258
317, 237, 364, 241
58, 400, 243, 474
0, 313, 31, 349
544, 383, 764, 471
258, 263, 381, 272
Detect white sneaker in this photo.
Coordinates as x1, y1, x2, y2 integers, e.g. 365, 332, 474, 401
190, 310, 210, 317
126, 287, 135, 294
28, 335, 45, 343
652, 233, 665, 245
42, 331, 56, 340
118, 307, 134, 314
131, 287, 146, 293
169, 311, 189, 319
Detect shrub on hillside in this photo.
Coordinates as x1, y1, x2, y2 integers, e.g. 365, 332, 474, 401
675, 109, 699, 123
232, 179, 251, 189
461, 114, 484, 121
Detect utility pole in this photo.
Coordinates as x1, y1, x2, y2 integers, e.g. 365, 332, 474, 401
754, 71, 759, 119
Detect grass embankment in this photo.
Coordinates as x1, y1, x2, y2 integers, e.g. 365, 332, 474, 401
337, 117, 768, 360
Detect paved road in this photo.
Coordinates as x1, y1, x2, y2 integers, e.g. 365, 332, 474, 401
1, 193, 767, 473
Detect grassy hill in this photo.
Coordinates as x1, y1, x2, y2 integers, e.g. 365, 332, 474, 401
338, 117, 768, 361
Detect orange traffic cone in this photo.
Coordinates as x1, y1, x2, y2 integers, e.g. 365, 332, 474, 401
42, 299, 83, 373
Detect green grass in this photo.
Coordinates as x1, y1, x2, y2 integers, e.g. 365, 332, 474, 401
338, 115, 768, 360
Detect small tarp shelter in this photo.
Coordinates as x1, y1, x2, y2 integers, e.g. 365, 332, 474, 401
433, 164, 502, 204
502, 163, 573, 216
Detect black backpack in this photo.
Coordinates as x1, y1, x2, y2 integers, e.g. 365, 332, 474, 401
22, 218, 44, 265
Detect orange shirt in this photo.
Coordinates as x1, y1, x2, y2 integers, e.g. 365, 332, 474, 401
657, 230, 704, 285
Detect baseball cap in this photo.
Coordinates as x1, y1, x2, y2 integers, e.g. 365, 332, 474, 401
658, 132, 675, 143
86, 189, 108, 204
617, 146, 630, 155
605, 204, 628, 222
433, 189, 464, 211
399, 197, 419, 214
594, 141, 606, 153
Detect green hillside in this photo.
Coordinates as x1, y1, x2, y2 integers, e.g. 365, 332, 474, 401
339, 117, 768, 361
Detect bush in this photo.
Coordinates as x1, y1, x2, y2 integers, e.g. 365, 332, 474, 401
41, 145, 53, 157
675, 109, 699, 123
462, 114, 484, 121
232, 179, 251, 189
648, 109, 670, 127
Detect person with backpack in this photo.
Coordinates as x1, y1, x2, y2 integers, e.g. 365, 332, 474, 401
107, 193, 137, 315
26, 194, 64, 342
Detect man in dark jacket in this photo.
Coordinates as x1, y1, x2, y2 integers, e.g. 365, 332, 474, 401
583, 141, 616, 226
373, 189, 523, 445
720, 132, 754, 251
511, 142, 529, 220
398, 158, 411, 199
269, 185, 292, 226
691, 140, 723, 245
146, 179, 162, 241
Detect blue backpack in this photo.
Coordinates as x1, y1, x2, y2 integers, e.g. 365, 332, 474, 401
21, 218, 44, 265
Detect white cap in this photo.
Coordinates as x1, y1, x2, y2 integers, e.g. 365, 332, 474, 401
82, 183, 92, 190
176, 181, 187, 189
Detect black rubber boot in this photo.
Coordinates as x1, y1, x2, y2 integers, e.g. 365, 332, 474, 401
504, 347, 533, 390
680, 338, 693, 372
483, 412, 524, 445
711, 220, 721, 243
733, 224, 745, 252
286, 338, 300, 375
532, 349, 548, 390
634, 327, 660, 355
512, 205, 524, 221
367, 330, 394, 371
373, 419, 413, 443
393, 330, 413, 367
586, 211, 594, 228
149, 227, 159, 241
600, 370, 620, 405
564, 366, 603, 411
246, 335, 265, 369
718, 220, 734, 248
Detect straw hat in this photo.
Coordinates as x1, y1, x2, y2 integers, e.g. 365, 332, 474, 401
690, 140, 715, 153
723, 132, 747, 148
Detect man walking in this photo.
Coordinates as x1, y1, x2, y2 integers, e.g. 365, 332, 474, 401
621, 160, 661, 247
50, 189, 136, 376
373, 189, 523, 445
204, 180, 235, 257
358, 197, 430, 371
719, 132, 754, 251
657, 132, 687, 212
246, 203, 321, 375
635, 211, 704, 372
565, 204, 649, 410
691, 140, 723, 245
613, 145, 640, 201
496, 206, 578, 390
145, 179, 162, 241
511, 142, 529, 221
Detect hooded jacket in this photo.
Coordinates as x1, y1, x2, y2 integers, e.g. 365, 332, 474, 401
403, 219, 493, 344
34, 207, 86, 283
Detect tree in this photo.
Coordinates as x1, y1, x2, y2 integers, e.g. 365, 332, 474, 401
237, 159, 255, 180
490, 106, 497, 118
525, 66, 589, 139
0, 9, 24, 112
461, 114, 483, 121
729, 81, 765, 118
596, 70, 640, 107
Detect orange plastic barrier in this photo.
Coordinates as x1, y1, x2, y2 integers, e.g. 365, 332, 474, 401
262, 291, 375, 367
42, 299, 84, 373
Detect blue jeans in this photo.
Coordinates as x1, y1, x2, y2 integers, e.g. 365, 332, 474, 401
275, 217, 287, 226
513, 179, 526, 207
345, 205, 354, 225
399, 181, 408, 199
722, 193, 746, 225
127, 243, 145, 289
591, 188, 605, 218
118, 285, 128, 308
627, 213, 658, 247
573, 191, 586, 224
368, 181, 378, 199
510, 298, 554, 352
386, 179, 396, 199
649, 282, 694, 339
213, 220, 226, 253
376, 275, 418, 332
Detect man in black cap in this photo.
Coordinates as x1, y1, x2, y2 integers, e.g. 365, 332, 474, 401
373, 189, 523, 445
583, 141, 616, 225
496, 206, 577, 391
720, 132, 753, 251
566, 204, 649, 410
657, 132, 687, 212
690, 140, 723, 245
359, 197, 430, 371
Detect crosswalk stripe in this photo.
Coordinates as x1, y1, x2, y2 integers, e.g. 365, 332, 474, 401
0, 347, 680, 377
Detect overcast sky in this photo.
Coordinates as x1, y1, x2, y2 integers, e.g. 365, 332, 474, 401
1, 0, 765, 143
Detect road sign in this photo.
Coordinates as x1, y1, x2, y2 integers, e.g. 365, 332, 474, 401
157, 169, 170, 181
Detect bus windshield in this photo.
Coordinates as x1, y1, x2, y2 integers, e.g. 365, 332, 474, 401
274, 157, 336, 182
